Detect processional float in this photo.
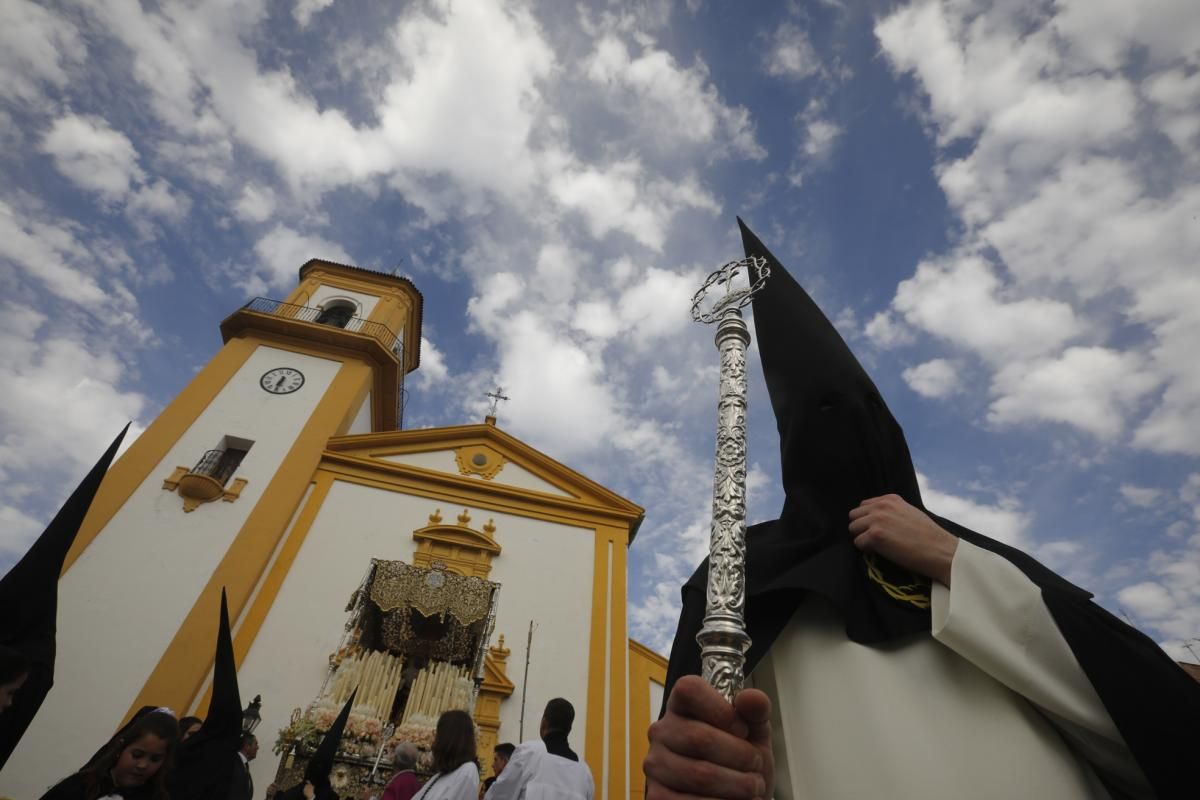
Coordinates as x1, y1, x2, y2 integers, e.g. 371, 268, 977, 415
690, 255, 769, 701
271, 560, 499, 794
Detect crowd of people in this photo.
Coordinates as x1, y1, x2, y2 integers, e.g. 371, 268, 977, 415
0, 661, 591, 800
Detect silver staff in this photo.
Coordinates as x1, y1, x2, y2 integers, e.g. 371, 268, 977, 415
690, 255, 770, 702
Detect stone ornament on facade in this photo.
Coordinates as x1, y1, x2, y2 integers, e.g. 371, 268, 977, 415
454, 444, 508, 480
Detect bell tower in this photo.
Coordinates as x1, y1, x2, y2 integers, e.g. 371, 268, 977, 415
5, 260, 423, 795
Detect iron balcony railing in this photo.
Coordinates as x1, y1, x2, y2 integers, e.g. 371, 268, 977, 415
240, 297, 407, 430
241, 297, 405, 358
191, 449, 240, 486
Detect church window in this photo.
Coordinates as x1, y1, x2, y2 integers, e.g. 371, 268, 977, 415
192, 436, 253, 487
315, 300, 356, 328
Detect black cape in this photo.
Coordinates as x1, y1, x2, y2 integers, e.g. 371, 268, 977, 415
38, 771, 158, 800
0, 425, 128, 769
663, 218, 1200, 799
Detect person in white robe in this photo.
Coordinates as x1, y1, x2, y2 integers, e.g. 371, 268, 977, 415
485, 699, 593, 800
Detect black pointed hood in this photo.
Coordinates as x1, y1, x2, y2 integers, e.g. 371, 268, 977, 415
307, 691, 355, 785
0, 424, 128, 768
167, 589, 245, 800
739, 217, 924, 516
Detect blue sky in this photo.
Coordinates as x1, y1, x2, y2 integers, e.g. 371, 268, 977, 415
2, 0, 1198, 661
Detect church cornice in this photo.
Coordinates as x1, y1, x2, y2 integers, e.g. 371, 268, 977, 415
325, 422, 644, 536
318, 450, 644, 540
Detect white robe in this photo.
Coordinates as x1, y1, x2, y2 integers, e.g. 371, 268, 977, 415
749, 540, 1153, 800
484, 739, 594, 800
410, 761, 479, 800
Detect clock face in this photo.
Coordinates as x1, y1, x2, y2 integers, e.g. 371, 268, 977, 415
260, 367, 305, 395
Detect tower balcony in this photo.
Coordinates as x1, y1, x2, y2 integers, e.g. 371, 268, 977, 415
219, 297, 407, 429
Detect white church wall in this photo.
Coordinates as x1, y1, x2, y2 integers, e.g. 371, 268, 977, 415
486, 512, 595, 750
379, 449, 461, 473
378, 450, 573, 498
237, 479, 596, 792
648, 680, 665, 727
487, 461, 572, 497
347, 390, 373, 434
307, 284, 380, 324
0, 346, 342, 798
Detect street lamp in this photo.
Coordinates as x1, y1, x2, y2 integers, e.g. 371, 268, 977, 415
242, 695, 263, 734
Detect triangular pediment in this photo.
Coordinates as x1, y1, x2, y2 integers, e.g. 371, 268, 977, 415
324, 422, 644, 534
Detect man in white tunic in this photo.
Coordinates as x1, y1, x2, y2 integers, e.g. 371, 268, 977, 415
643, 220, 1198, 799
485, 698, 593, 800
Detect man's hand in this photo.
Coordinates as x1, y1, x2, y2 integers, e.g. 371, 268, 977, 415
644, 675, 773, 799
849, 494, 958, 586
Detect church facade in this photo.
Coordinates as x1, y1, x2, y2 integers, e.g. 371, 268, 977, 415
3, 261, 667, 800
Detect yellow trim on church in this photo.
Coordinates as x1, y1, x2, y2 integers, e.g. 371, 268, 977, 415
628, 639, 668, 800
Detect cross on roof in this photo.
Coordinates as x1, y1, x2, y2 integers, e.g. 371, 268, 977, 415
486, 386, 510, 418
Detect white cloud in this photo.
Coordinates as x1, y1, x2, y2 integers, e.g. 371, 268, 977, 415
789, 98, 843, 185
585, 34, 765, 160
0, 200, 110, 307
1119, 485, 1162, 509
235, 184, 278, 223
251, 225, 352, 293
42, 114, 144, 201
572, 300, 620, 340
0, 0, 84, 104
893, 255, 1084, 362
902, 358, 960, 398
988, 347, 1159, 439
416, 335, 449, 389
613, 266, 698, 344
129, 180, 191, 222
293, 0, 335, 27
479, 309, 620, 457
1145, 67, 1200, 158
864, 310, 914, 348
548, 160, 718, 250
1118, 581, 1176, 620
764, 23, 822, 80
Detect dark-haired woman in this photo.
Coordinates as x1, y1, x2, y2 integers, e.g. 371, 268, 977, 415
176, 715, 203, 742
39, 710, 179, 800
411, 710, 479, 800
